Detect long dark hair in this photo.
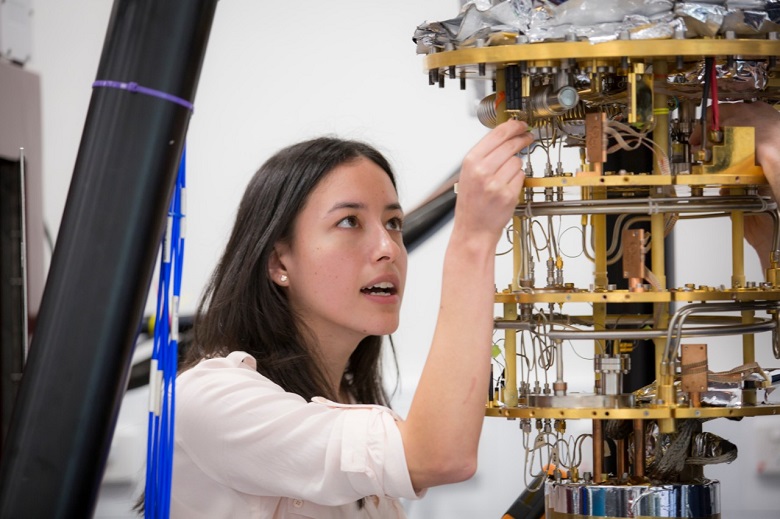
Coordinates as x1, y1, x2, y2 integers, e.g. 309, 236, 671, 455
183, 137, 398, 406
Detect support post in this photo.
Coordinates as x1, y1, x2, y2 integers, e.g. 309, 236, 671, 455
0, 1, 218, 516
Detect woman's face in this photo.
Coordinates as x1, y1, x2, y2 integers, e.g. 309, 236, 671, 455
274, 157, 407, 348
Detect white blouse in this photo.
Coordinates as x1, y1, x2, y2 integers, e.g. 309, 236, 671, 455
170, 351, 421, 518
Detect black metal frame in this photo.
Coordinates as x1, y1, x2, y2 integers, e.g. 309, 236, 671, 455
0, 2, 219, 516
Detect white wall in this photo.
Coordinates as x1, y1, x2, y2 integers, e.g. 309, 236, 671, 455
26, 1, 780, 518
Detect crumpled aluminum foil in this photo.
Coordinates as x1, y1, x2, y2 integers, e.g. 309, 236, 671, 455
413, 0, 780, 51
689, 431, 736, 461
660, 59, 770, 100
675, 1, 780, 36
640, 421, 738, 478
633, 368, 778, 407
526, 10, 678, 43
413, 0, 534, 53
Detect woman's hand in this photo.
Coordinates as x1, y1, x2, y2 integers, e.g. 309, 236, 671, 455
453, 119, 534, 245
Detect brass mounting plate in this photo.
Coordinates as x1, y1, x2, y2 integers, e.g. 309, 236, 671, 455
485, 403, 780, 420
424, 39, 780, 71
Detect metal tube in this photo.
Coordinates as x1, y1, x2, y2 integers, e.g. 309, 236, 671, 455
743, 310, 757, 405
514, 195, 773, 217
649, 67, 670, 390
633, 419, 645, 477
593, 420, 603, 482
18, 149, 28, 362
767, 208, 780, 284
517, 216, 533, 287
732, 209, 746, 288
553, 338, 567, 396
652, 59, 669, 178
592, 187, 608, 394
662, 301, 779, 376
0, 2, 218, 516
651, 207, 668, 391
504, 303, 519, 407
543, 320, 776, 340
496, 313, 765, 328
616, 438, 627, 477
743, 310, 757, 365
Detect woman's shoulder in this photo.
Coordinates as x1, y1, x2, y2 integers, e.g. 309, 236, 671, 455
184, 350, 258, 372
177, 350, 284, 397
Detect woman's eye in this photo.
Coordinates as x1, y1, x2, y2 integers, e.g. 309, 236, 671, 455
386, 217, 403, 232
337, 216, 359, 228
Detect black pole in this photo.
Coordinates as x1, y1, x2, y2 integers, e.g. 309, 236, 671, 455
0, 1, 218, 516
502, 472, 545, 519
402, 174, 457, 253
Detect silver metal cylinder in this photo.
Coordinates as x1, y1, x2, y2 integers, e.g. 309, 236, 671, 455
518, 217, 534, 288
546, 480, 721, 518
531, 85, 580, 117
594, 354, 630, 396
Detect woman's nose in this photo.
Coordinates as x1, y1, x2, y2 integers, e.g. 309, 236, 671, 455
372, 225, 402, 262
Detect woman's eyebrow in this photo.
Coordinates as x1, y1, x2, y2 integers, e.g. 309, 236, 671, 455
327, 201, 403, 213
327, 201, 364, 214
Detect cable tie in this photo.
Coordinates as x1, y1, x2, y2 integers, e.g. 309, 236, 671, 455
163, 216, 173, 264
171, 296, 180, 343
92, 80, 194, 112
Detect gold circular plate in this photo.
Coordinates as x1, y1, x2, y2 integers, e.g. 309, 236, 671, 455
486, 403, 780, 420
425, 39, 780, 71
523, 172, 767, 188
486, 406, 670, 420
494, 289, 780, 304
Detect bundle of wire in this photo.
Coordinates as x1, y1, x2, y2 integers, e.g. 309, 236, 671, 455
144, 150, 187, 518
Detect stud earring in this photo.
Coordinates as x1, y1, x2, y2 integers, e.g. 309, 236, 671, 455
280, 274, 288, 283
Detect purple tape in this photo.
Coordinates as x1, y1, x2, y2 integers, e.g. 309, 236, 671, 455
92, 80, 194, 112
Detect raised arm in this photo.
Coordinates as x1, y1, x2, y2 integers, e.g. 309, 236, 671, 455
396, 119, 533, 491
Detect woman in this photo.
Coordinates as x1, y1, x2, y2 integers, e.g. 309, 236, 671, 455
170, 119, 533, 517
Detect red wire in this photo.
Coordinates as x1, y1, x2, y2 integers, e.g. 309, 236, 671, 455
710, 62, 720, 131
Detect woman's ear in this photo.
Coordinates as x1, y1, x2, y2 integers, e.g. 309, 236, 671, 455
268, 247, 289, 287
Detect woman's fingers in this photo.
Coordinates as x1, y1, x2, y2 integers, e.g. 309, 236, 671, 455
453, 120, 533, 241
462, 121, 533, 186
494, 153, 525, 190
467, 119, 530, 161
491, 134, 533, 185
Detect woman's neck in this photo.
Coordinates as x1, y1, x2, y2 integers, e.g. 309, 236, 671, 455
316, 336, 361, 403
